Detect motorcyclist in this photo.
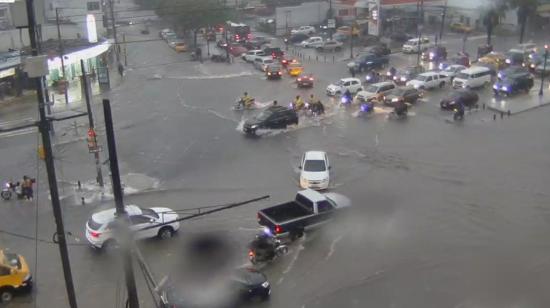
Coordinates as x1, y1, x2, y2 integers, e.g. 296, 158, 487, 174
312, 100, 325, 115
293, 95, 305, 111
342, 89, 353, 105
240, 92, 254, 109
387, 66, 397, 80
250, 232, 277, 261
394, 100, 408, 116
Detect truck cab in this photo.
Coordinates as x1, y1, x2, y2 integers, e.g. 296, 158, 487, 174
0, 249, 32, 303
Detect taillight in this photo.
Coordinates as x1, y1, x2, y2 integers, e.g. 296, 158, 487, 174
90, 231, 100, 238
275, 225, 283, 234
278, 72, 282, 75
248, 250, 255, 257
297, 78, 302, 81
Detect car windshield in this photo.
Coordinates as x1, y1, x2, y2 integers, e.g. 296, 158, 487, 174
456, 72, 469, 79
365, 85, 379, 93
140, 207, 159, 218
390, 88, 407, 96
415, 75, 428, 81
256, 110, 273, 121
304, 159, 326, 172
87, 218, 103, 230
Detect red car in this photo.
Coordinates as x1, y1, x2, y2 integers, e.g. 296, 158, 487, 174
280, 57, 297, 68
228, 45, 248, 57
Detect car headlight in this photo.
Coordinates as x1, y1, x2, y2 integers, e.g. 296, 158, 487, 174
493, 84, 498, 90
400, 77, 407, 82
497, 73, 503, 79
262, 281, 270, 288
429, 52, 435, 58
505, 59, 511, 64
300, 177, 308, 187
392, 98, 399, 102
501, 86, 508, 92
531, 64, 535, 68
251, 124, 258, 129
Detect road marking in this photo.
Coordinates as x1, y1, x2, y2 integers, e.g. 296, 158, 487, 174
324, 234, 343, 261
375, 134, 379, 146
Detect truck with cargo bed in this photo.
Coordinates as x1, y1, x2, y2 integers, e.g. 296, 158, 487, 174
257, 189, 351, 239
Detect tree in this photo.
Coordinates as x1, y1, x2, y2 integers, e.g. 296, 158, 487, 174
156, 0, 236, 47
483, 9, 499, 46
508, 0, 537, 43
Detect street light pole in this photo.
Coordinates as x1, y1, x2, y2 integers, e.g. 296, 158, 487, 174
55, 8, 69, 104
539, 45, 548, 96
439, 1, 447, 40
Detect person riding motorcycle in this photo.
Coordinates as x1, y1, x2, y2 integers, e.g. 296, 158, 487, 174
249, 232, 277, 261
312, 100, 325, 115
240, 92, 254, 109
293, 95, 305, 111
394, 100, 408, 116
341, 89, 353, 105
387, 66, 397, 80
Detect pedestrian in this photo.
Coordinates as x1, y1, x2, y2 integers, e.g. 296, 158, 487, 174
273, 100, 278, 106
117, 62, 124, 77
20, 176, 33, 201
350, 66, 356, 78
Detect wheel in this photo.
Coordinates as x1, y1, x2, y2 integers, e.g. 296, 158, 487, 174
1, 190, 11, 200
0, 288, 14, 303
158, 226, 174, 240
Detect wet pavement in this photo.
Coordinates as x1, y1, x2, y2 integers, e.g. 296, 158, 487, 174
1, 24, 550, 308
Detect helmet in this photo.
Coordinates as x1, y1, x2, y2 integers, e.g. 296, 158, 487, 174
244, 92, 248, 96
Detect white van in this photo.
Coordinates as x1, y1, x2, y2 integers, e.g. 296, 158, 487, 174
452, 66, 493, 89
402, 37, 434, 54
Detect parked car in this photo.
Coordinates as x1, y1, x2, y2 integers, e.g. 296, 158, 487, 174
449, 22, 473, 33
254, 56, 275, 71
393, 65, 425, 85
296, 74, 314, 88
266, 63, 283, 80
257, 189, 351, 239
243, 106, 298, 135
452, 66, 493, 89
299, 151, 330, 190
439, 64, 467, 82
382, 86, 422, 106
326, 78, 363, 96
164, 32, 178, 42
159, 28, 174, 39
85, 205, 180, 249
299, 36, 323, 48
406, 71, 450, 90
493, 72, 534, 96
347, 53, 389, 73
217, 40, 229, 49
291, 25, 316, 35
355, 81, 396, 103
244, 36, 270, 49
402, 37, 434, 54
422, 46, 447, 62
161, 268, 271, 307
242, 49, 266, 62
0, 249, 32, 303
440, 89, 479, 110
171, 40, 187, 53
316, 40, 343, 52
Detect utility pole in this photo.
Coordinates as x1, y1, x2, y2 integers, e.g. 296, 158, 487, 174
439, 1, 447, 40
103, 99, 140, 308
123, 33, 127, 66
108, 0, 120, 62
329, 0, 333, 39
80, 60, 103, 188
55, 8, 68, 104
539, 44, 548, 96
25, 0, 78, 307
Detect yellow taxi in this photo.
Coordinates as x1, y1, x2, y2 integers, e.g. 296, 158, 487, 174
478, 52, 508, 70
0, 249, 32, 303
287, 62, 304, 77
336, 26, 360, 37
449, 22, 473, 33
174, 42, 187, 53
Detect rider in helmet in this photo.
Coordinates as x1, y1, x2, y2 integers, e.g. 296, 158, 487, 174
294, 95, 305, 111
240, 92, 254, 108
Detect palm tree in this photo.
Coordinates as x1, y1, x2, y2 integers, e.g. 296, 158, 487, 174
508, 0, 538, 43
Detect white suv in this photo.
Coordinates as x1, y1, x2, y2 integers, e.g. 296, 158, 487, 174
242, 50, 266, 62
355, 82, 396, 103
326, 78, 363, 96
300, 36, 323, 48
291, 26, 316, 35
406, 71, 450, 90
300, 151, 330, 190
85, 205, 180, 249
402, 37, 434, 54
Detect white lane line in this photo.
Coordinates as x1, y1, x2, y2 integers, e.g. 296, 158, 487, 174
325, 234, 344, 261
375, 134, 379, 147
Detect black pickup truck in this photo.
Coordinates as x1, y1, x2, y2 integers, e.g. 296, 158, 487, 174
257, 189, 351, 239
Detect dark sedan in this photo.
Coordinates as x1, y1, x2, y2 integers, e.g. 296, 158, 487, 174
243, 106, 298, 135
422, 46, 447, 62
296, 74, 314, 88
382, 87, 422, 106
440, 89, 479, 110
266, 64, 283, 80
393, 66, 425, 85
162, 268, 271, 307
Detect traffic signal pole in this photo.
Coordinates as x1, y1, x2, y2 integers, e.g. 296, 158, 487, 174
25, 0, 78, 307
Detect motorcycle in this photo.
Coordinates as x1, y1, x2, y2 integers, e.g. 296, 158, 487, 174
389, 103, 408, 119
385, 69, 396, 81
233, 97, 257, 111
453, 108, 464, 121
248, 227, 289, 264
1, 181, 24, 201
358, 100, 374, 117
304, 102, 325, 117
340, 93, 353, 107
365, 71, 381, 84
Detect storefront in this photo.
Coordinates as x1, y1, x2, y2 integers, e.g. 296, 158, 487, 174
0, 51, 23, 99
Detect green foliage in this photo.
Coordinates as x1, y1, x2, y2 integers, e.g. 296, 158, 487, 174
156, 0, 236, 31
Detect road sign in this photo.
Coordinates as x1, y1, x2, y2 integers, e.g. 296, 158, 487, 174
328, 19, 336, 29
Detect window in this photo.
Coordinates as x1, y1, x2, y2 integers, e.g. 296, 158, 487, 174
344, 81, 351, 86
0, 266, 10, 276
87, 1, 100, 11
130, 215, 152, 225
140, 208, 159, 219
351, 80, 358, 85
317, 200, 334, 213
338, 9, 349, 16
426, 76, 433, 82
87, 218, 103, 230
296, 194, 314, 213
